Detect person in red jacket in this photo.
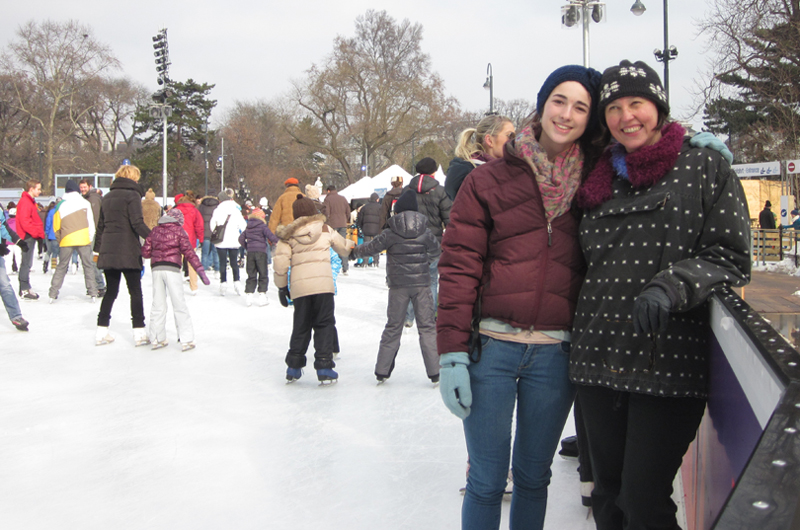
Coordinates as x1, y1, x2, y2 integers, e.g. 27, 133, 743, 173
173, 191, 205, 294
16, 180, 45, 300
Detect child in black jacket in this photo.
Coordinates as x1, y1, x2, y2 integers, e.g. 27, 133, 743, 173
352, 189, 441, 383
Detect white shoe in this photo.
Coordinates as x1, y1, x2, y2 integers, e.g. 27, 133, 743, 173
257, 293, 269, 306
233, 281, 243, 295
49, 297, 56, 304
71, 263, 78, 275
220, 282, 227, 296
90, 296, 97, 303
151, 341, 168, 350
246, 293, 253, 307
95, 326, 114, 346
188, 289, 198, 296
133, 328, 150, 347
181, 341, 196, 352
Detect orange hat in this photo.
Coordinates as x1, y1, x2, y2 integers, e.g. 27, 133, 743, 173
284, 178, 299, 186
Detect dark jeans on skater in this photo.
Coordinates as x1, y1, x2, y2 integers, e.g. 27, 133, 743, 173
285, 293, 336, 370
18, 235, 35, 292
576, 384, 706, 530
97, 268, 145, 328
244, 251, 268, 293
216, 247, 240, 283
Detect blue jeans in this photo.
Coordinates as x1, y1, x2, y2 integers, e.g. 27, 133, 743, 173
0, 255, 22, 321
201, 240, 220, 271
406, 257, 439, 322
461, 336, 575, 530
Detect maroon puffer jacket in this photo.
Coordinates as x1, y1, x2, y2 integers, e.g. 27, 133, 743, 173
141, 217, 209, 284
436, 148, 586, 355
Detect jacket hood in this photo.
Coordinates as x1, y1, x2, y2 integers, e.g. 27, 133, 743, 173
200, 196, 220, 207
388, 210, 428, 239
158, 214, 181, 225
246, 217, 266, 228
110, 177, 144, 197
408, 174, 439, 194
276, 213, 325, 244
145, 188, 156, 200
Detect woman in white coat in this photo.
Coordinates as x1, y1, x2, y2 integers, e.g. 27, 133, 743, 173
209, 188, 247, 296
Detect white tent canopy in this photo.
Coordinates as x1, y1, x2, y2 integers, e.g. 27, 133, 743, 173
339, 163, 446, 201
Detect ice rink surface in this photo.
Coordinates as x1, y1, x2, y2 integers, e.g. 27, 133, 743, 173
0, 257, 595, 530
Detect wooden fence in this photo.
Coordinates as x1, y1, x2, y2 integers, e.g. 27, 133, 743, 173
752, 228, 799, 265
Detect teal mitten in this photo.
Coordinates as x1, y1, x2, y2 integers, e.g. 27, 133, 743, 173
439, 352, 472, 419
690, 132, 733, 164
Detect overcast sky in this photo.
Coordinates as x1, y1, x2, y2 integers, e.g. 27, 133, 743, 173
4, 0, 714, 130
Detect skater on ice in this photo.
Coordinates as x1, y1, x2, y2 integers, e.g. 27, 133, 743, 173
351, 189, 440, 384
141, 208, 211, 351
273, 194, 353, 384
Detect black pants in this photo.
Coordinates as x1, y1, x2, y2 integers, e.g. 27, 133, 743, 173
216, 247, 240, 282
244, 251, 268, 293
577, 384, 706, 530
97, 268, 145, 328
285, 293, 336, 370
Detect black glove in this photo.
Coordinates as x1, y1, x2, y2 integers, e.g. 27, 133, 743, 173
278, 286, 291, 308
0, 242, 8, 256
16, 239, 28, 252
633, 287, 672, 335
348, 251, 358, 261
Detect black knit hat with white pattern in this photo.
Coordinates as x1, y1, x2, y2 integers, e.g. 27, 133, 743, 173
597, 60, 669, 125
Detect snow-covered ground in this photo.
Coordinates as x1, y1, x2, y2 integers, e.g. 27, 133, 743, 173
0, 257, 594, 530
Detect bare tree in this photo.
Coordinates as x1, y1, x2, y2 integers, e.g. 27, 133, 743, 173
287, 10, 453, 183
0, 20, 119, 190
697, 0, 800, 161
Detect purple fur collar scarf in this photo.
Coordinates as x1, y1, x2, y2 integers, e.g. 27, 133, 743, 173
577, 122, 686, 210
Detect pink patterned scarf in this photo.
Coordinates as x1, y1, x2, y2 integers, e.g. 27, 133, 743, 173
516, 122, 584, 222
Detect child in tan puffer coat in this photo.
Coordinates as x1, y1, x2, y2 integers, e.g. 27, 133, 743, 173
273, 195, 353, 384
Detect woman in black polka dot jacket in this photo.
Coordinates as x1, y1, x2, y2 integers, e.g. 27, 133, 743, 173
570, 60, 751, 530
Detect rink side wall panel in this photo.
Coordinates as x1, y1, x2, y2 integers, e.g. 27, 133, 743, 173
680, 292, 800, 530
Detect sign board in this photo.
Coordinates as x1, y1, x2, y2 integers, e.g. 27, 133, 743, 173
786, 160, 800, 174
732, 162, 781, 178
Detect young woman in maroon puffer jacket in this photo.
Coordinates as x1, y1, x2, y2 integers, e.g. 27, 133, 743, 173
436, 65, 604, 530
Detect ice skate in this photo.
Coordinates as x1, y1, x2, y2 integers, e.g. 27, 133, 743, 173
317, 368, 338, 385
133, 328, 150, 347
376, 375, 388, 384
219, 282, 227, 296
286, 367, 302, 383
233, 280, 243, 295
430, 374, 440, 386
257, 293, 269, 306
95, 326, 114, 346
11, 316, 28, 332
20, 289, 39, 301
151, 340, 169, 350
181, 342, 196, 352
245, 293, 253, 307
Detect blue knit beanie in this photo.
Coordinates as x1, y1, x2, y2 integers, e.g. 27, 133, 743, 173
536, 65, 602, 133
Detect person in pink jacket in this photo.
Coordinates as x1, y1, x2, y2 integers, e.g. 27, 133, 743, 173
141, 208, 210, 351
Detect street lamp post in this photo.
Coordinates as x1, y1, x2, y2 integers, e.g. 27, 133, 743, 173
561, 0, 606, 68
202, 121, 209, 197
630, 0, 677, 101
483, 63, 494, 115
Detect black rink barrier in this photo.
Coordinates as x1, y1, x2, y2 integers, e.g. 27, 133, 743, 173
687, 290, 800, 529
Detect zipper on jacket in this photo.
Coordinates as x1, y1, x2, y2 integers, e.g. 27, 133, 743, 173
547, 222, 552, 247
